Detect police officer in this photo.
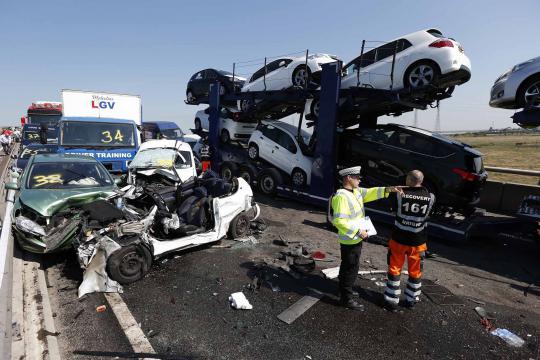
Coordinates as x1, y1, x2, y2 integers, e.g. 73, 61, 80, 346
384, 170, 435, 310
331, 166, 403, 310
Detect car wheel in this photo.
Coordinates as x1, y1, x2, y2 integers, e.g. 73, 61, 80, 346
517, 75, 540, 109
310, 99, 320, 118
106, 244, 152, 285
186, 90, 195, 103
248, 143, 259, 160
219, 161, 238, 182
240, 99, 254, 112
292, 66, 311, 88
258, 168, 283, 195
404, 61, 440, 89
228, 212, 250, 239
220, 129, 231, 144
238, 165, 257, 185
194, 118, 202, 131
291, 168, 307, 187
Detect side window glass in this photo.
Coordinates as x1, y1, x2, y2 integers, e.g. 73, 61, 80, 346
262, 125, 279, 143
205, 70, 217, 79
276, 129, 297, 153
194, 72, 203, 80
375, 41, 398, 61
251, 67, 266, 82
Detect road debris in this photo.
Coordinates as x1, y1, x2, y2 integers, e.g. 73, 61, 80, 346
467, 298, 486, 305
229, 292, 253, 310
277, 288, 324, 324
490, 328, 525, 347
96, 305, 106, 313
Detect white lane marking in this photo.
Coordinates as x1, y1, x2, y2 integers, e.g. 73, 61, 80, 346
104, 292, 157, 358
277, 288, 324, 324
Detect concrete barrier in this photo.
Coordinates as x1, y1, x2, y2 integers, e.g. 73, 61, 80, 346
479, 180, 540, 214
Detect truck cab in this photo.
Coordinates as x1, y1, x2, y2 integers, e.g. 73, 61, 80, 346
21, 124, 59, 149
142, 121, 184, 141
57, 117, 140, 174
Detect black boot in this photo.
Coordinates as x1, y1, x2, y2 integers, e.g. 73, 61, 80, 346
340, 297, 364, 311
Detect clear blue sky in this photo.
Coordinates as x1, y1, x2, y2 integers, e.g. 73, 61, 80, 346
1, 0, 538, 131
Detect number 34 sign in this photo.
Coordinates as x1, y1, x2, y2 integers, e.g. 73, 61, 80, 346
101, 130, 124, 143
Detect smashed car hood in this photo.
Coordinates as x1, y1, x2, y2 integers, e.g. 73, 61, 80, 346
19, 187, 117, 217
135, 168, 194, 183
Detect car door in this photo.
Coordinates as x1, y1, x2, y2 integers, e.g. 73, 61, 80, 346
258, 124, 281, 165
369, 39, 413, 89
341, 48, 375, 89
204, 70, 218, 96
264, 59, 293, 90
273, 129, 298, 174
191, 71, 205, 96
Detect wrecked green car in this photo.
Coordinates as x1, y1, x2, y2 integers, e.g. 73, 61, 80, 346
8, 154, 119, 253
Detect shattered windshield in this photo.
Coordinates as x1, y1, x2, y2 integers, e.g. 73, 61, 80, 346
61, 121, 135, 147
130, 148, 192, 169
160, 128, 184, 139
27, 162, 114, 189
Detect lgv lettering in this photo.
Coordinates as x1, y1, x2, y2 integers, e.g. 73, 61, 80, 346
91, 101, 115, 109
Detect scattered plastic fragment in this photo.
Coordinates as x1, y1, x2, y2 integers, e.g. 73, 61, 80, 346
311, 251, 326, 260
374, 281, 385, 287
229, 292, 253, 310
474, 306, 488, 318
96, 305, 106, 313
490, 328, 525, 347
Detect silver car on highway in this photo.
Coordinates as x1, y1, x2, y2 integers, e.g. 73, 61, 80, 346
490, 56, 540, 109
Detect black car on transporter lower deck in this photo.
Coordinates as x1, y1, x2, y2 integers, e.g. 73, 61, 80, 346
339, 123, 487, 212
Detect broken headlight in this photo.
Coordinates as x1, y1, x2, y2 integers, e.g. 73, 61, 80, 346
15, 216, 46, 237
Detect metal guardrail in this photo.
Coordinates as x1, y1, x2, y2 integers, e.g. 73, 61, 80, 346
0, 145, 18, 359
485, 166, 540, 177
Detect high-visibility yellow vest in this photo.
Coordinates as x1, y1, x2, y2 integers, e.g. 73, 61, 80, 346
331, 187, 388, 245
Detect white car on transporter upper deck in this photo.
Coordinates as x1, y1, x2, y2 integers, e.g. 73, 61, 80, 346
306, 28, 472, 118
238, 53, 339, 112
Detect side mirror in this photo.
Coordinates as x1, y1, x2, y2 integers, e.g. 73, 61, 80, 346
5, 182, 19, 190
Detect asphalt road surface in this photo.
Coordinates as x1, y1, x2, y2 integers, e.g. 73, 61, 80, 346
27, 192, 538, 360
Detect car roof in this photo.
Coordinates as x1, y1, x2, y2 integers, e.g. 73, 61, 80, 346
388, 28, 444, 45
31, 153, 99, 163
143, 121, 180, 129
61, 117, 136, 124
262, 120, 311, 138
384, 123, 483, 155
138, 139, 193, 152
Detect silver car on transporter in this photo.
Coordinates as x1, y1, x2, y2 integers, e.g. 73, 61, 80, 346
490, 56, 540, 109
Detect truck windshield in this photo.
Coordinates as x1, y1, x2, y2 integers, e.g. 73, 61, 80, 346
27, 114, 62, 126
61, 121, 135, 147
23, 128, 58, 142
160, 128, 184, 139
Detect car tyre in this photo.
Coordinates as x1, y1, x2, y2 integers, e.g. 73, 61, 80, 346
258, 168, 283, 195
517, 74, 540, 109
228, 212, 250, 239
194, 118, 202, 131
220, 129, 231, 144
240, 99, 254, 112
248, 143, 259, 160
186, 89, 196, 103
291, 168, 307, 187
106, 244, 152, 285
310, 99, 320, 119
220, 161, 238, 182
238, 165, 257, 185
292, 65, 312, 88
404, 61, 440, 89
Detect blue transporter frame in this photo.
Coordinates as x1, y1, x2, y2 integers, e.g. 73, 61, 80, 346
207, 63, 342, 207
57, 117, 140, 174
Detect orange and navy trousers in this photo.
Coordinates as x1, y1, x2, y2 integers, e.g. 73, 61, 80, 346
384, 239, 427, 306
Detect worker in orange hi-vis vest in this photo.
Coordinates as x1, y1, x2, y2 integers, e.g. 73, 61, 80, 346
384, 170, 435, 311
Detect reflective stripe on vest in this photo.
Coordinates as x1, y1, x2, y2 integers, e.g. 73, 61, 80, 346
395, 190, 434, 233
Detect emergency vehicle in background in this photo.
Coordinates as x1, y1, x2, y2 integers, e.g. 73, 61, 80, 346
58, 90, 142, 174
